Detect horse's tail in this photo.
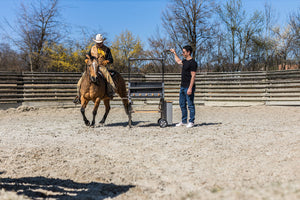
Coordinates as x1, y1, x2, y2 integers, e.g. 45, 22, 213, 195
111, 71, 130, 116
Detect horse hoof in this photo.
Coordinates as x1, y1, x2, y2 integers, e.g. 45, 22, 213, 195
85, 121, 90, 126
99, 123, 104, 127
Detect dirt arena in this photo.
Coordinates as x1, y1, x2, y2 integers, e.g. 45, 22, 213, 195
0, 104, 299, 200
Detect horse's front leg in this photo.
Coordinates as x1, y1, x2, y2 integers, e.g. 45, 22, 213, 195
91, 98, 101, 127
99, 98, 111, 125
81, 99, 90, 126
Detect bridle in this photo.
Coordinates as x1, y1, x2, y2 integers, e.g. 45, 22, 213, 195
86, 57, 99, 84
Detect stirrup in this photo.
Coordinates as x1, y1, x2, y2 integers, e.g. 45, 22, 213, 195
108, 92, 114, 100
107, 90, 115, 100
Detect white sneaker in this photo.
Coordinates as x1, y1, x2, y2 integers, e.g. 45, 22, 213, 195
176, 122, 187, 127
186, 122, 194, 128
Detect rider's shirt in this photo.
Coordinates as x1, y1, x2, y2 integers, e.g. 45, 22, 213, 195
89, 45, 113, 64
98, 49, 106, 57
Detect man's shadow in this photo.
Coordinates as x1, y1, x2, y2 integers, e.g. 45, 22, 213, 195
195, 122, 222, 127
0, 176, 134, 200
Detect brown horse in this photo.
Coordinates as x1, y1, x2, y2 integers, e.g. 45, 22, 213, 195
79, 55, 130, 127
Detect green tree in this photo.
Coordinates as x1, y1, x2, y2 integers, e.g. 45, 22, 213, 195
43, 42, 88, 72
111, 30, 144, 73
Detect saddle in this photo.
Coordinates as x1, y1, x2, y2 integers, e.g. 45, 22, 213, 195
97, 70, 117, 99
109, 70, 117, 77
97, 70, 117, 79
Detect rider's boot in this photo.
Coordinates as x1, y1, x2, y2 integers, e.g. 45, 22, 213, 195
107, 84, 115, 100
74, 76, 83, 104
73, 95, 81, 104
73, 85, 81, 104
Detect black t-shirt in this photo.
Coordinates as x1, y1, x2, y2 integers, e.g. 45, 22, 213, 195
181, 59, 197, 88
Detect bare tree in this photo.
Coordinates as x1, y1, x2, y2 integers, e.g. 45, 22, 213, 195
238, 11, 264, 71
288, 9, 300, 64
272, 25, 296, 70
262, 2, 278, 70
216, 0, 245, 71
146, 27, 181, 73
161, 0, 215, 62
2, 0, 63, 72
216, 0, 266, 71
0, 43, 23, 71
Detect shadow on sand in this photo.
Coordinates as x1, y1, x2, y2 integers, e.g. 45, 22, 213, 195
97, 121, 222, 128
196, 122, 222, 127
0, 176, 134, 200
100, 120, 146, 127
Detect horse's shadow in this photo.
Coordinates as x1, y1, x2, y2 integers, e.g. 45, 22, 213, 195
101, 120, 145, 127
137, 122, 223, 127
98, 121, 222, 128
0, 176, 134, 200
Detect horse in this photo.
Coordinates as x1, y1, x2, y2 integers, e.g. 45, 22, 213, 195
79, 55, 130, 127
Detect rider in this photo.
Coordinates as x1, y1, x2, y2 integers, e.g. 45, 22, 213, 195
74, 34, 116, 104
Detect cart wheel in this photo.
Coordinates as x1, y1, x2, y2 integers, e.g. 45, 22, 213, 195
157, 118, 162, 124
159, 119, 168, 128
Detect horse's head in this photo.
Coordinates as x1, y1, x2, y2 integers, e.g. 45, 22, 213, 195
86, 55, 99, 83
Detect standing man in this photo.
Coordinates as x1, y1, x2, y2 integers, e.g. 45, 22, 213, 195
170, 45, 197, 128
74, 34, 116, 104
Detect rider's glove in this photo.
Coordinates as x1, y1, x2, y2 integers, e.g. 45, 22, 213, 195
102, 60, 110, 66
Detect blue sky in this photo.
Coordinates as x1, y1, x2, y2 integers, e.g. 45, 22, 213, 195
0, 0, 299, 49
60, 0, 169, 44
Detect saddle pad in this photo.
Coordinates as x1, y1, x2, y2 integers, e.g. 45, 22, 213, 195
97, 70, 117, 79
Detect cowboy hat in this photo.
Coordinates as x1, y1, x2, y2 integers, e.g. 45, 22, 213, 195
93, 34, 104, 43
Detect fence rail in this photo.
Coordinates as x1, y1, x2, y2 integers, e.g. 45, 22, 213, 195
1, 70, 300, 108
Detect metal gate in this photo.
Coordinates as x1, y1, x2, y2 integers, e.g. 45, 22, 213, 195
127, 57, 172, 128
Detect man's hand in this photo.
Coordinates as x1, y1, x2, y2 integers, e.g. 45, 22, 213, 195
102, 60, 110, 66
187, 88, 192, 95
170, 48, 183, 65
85, 55, 90, 64
170, 49, 175, 54
187, 71, 196, 95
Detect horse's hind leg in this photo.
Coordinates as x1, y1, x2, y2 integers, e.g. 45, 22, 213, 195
99, 99, 110, 125
112, 72, 131, 124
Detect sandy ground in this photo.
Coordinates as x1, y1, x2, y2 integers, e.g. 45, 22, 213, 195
0, 104, 299, 200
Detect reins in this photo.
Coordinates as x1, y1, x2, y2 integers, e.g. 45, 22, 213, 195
85, 63, 92, 84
